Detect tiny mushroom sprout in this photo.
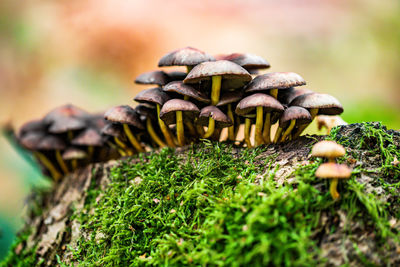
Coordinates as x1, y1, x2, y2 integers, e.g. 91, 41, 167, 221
159, 99, 200, 146
62, 147, 87, 170
315, 162, 352, 200
311, 140, 346, 163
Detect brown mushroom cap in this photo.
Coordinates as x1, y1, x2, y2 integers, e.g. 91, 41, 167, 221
216, 53, 270, 70
19, 132, 46, 150
290, 93, 344, 115
315, 162, 352, 179
216, 91, 243, 106
37, 135, 66, 151
134, 87, 170, 106
158, 47, 215, 67
311, 140, 346, 159
43, 104, 89, 129
279, 88, 315, 105
62, 147, 88, 160
135, 104, 156, 120
101, 123, 126, 140
135, 70, 169, 86
166, 71, 187, 81
71, 128, 104, 147
235, 93, 284, 116
245, 72, 306, 93
18, 119, 47, 139
183, 60, 252, 90
279, 106, 312, 127
163, 81, 210, 103
159, 99, 200, 125
104, 105, 145, 130
197, 106, 233, 128
48, 118, 87, 134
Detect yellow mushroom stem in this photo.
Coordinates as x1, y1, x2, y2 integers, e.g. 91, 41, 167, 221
55, 150, 69, 174
244, 118, 252, 148
234, 116, 241, 139
123, 124, 145, 153
270, 89, 278, 99
176, 111, 185, 146
186, 66, 193, 73
88, 146, 94, 158
34, 151, 62, 181
157, 104, 176, 147
262, 113, 271, 144
203, 117, 215, 138
292, 108, 319, 139
227, 104, 235, 141
146, 118, 166, 147
255, 106, 264, 146
329, 178, 340, 200
67, 130, 74, 141
196, 124, 205, 137
71, 159, 78, 170
185, 121, 197, 136
273, 127, 283, 143
280, 119, 296, 143
113, 136, 133, 156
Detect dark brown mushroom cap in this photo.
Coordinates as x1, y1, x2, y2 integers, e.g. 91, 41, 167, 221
159, 99, 200, 125
245, 72, 306, 93
279, 106, 312, 128
158, 47, 215, 67
62, 147, 88, 160
135, 104, 156, 120
43, 104, 89, 125
86, 113, 108, 130
197, 106, 233, 128
290, 93, 344, 115
71, 128, 104, 147
163, 81, 210, 103
167, 71, 187, 81
134, 70, 169, 86
19, 132, 46, 150
37, 135, 66, 151
134, 87, 170, 106
104, 105, 145, 130
18, 119, 47, 138
48, 118, 87, 134
101, 123, 126, 139
216, 53, 270, 70
279, 88, 315, 105
315, 163, 352, 179
216, 91, 243, 106
183, 60, 252, 90
235, 93, 284, 116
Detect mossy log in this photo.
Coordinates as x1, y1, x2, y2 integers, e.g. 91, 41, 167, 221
2, 122, 400, 266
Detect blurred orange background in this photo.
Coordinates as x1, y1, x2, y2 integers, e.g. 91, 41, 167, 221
0, 0, 399, 258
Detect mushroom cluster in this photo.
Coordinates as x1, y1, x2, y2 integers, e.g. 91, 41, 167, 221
15, 47, 345, 180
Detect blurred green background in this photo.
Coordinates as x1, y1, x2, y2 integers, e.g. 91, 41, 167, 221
0, 0, 399, 260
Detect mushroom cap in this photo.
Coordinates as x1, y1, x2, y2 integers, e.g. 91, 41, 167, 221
163, 81, 210, 103
135, 104, 156, 120
279, 88, 315, 105
43, 104, 89, 132
166, 71, 187, 81
279, 106, 312, 127
315, 163, 352, 179
18, 119, 47, 138
159, 99, 200, 125
216, 53, 270, 70
71, 128, 104, 147
62, 147, 88, 160
197, 106, 233, 128
104, 105, 144, 130
86, 113, 108, 131
312, 140, 346, 159
134, 87, 170, 106
183, 60, 252, 89
48, 118, 87, 134
101, 123, 126, 139
235, 93, 284, 116
290, 93, 344, 115
135, 70, 169, 86
217, 91, 243, 106
158, 47, 215, 67
245, 72, 306, 93
19, 131, 46, 150
37, 135, 66, 151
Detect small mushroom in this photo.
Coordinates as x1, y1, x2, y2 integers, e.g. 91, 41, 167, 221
279, 87, 314, 105
71, 128, 104, 161
198, 106, 233, 139
273, 106, 312, 143
311, 141, 346, 163
216, 91, 243, 141
62, 147, 87, 170
316, 115, 347, 134
101, 123, 131, 156
134, 70, 170, 86
215, 53, 270, 73
135, 104, 166, 148
315, 162, 352, 200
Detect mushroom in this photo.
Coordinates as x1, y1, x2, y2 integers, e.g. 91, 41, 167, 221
278, 87, 314, 105
104, 105, 145, 153
290, 93, 343, 138
166, 71, 187, 81
316, 115, 348, 134
134, 70, 170, 87
159, 99, 200, 146
62, 147, 87, 170
311, 140, 346, 163
134, 87, 175, 147
71, 128, 104, 161
158, 46, 215, 73
135, 104, 166, 148
236, 93, 284, 146
101, 123, 131, 156
273, 106, 312, 143
215, 53, 270, 73
315, 162, 352, 200
197, 106, 233, 140
216, 91, 243, 141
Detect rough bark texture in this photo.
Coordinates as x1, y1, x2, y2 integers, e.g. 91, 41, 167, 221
4, 122, 400, 266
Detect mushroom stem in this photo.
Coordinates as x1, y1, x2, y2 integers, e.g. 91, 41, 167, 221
157, 104, 176, 147
146, 117, 166, 147
176, 111, 185, 146
185, 121, 197, 137
262, 113, 271, 144
67, 130, 74, 141
196, 124, 205, 137
34, 151, 62, 181
186, 66, 193, 73
329, 178, 340, 200
234, 116, 241, 139
55, 150, 69, 174
123, 124, 145, 153
273, 127, 283, 143
113, 136, 133, 156
227, 104, 235, 141
255, 106, 264, 146
203, 117, 215, 138
71, 159, 78, 170
270, 89, 278, 99
88, 146, 94, 159
280, 119, 296, 142
292, 108, 319, 138
244, 118, 252, 148
211, 75, 222, 105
